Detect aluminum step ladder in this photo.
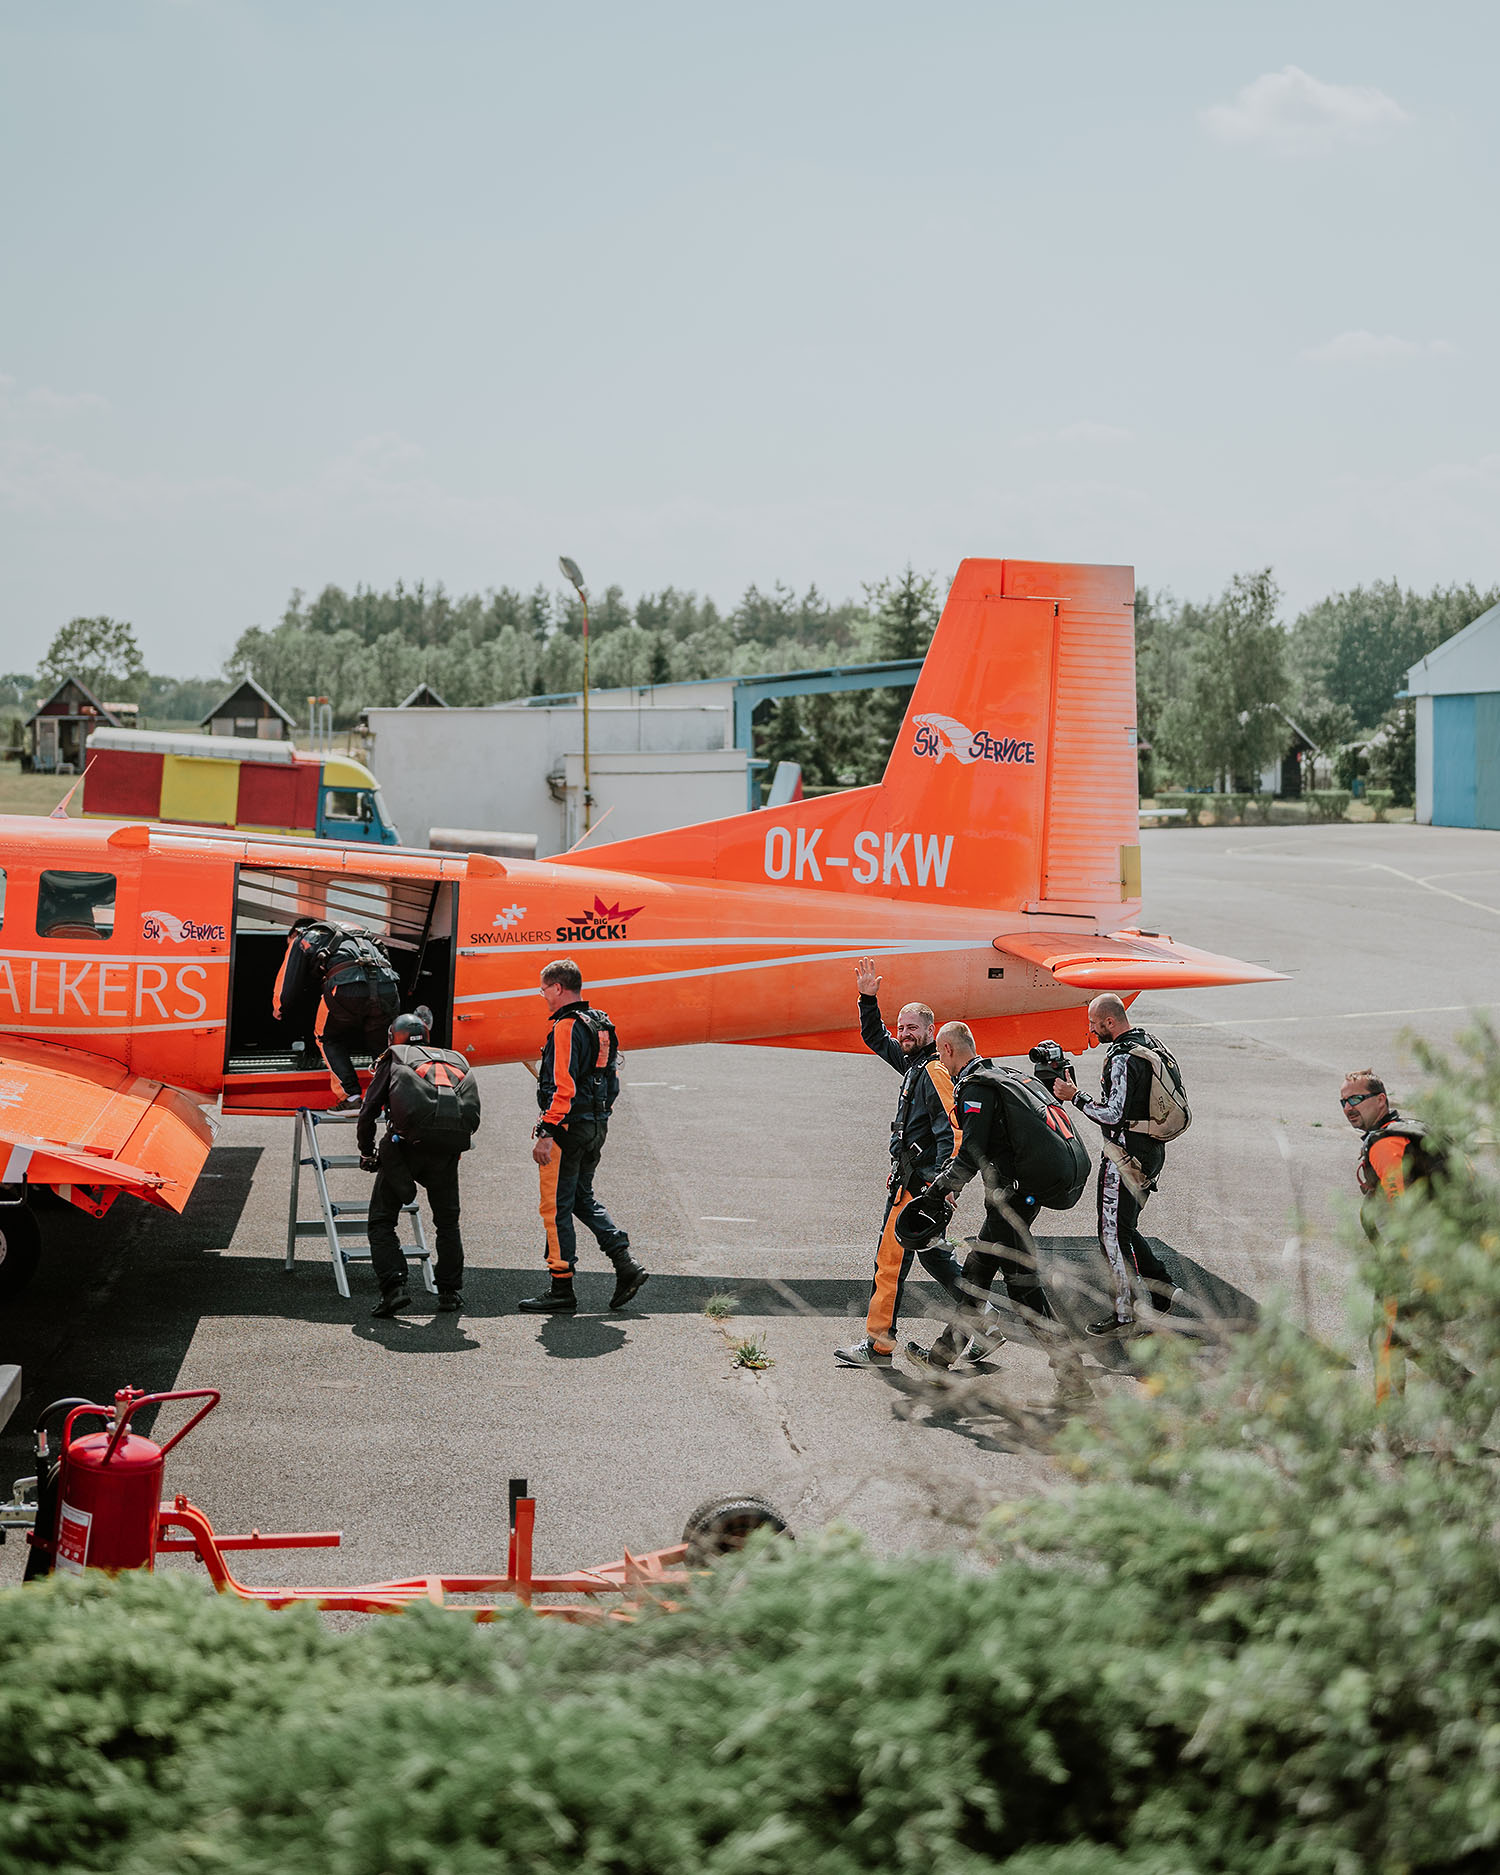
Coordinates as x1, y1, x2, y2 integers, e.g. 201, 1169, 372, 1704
285, 1109, 435, 1299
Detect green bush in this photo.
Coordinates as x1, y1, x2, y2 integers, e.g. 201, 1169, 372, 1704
4, 1026, 1500, 1874
1304, 788, 1352, 823
1154, 790, 1205, 826
1365, 787, 1395, 821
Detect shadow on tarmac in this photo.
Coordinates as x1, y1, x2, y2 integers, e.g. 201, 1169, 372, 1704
0, 1145, 266, 1456
2, 1152, 1261, 1486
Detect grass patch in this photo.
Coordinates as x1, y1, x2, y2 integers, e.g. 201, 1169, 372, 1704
0, 766, 82, 816
730, 1336, 774, 1371
702, 1293, 738, 1322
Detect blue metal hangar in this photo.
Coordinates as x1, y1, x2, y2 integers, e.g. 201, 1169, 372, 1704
1408, 602, 1500, 830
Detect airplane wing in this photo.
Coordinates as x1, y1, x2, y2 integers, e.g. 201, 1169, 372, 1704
0, 1036, 217, 1215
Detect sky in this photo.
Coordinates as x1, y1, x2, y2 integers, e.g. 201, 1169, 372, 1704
2, 1, 1497, 675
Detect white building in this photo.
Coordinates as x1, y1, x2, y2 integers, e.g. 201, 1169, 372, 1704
363, 700, 747, 856
1406, 603, 1500, 829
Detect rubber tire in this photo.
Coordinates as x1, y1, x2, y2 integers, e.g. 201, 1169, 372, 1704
681, 1494, 791, 1566
0, 1207, 41, 1303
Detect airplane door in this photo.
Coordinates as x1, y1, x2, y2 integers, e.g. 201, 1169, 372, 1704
128, 840, 234, 1095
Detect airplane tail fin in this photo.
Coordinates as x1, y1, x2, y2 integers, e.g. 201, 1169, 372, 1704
565, 558, 1141, 925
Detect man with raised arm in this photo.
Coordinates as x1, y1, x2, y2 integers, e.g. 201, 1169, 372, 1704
834, 957, 957, 1368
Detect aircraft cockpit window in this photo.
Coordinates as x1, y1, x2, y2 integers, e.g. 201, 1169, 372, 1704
37, 870, 116, 941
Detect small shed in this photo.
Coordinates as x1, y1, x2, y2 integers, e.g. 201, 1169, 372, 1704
397, 683, 448, 709
202, 676, 296, 741
25, 677, 121, 773
1257, 723, 1318, 798
1407, 603, 1500, 829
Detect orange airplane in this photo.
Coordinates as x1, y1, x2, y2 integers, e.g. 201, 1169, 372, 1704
0, 558, 1279, 1294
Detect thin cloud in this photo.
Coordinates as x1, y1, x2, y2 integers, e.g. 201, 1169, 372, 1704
1054, 420, 1131, 445
1019, 420, 1132, 446
1300, 330, 1454, 365
26, 386, 108, 414
1202, 66, 1410, 154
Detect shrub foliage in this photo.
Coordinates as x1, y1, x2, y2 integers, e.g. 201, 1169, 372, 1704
3, 1027, 1499, 1874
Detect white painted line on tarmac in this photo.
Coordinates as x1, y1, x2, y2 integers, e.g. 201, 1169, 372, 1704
1154, 1001, 1494, 1030
702, 1215, 757, 1223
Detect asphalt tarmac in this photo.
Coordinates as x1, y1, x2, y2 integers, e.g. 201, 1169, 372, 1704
4, 822, 1496, 1590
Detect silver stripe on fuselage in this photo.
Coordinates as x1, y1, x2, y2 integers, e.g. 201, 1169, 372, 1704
454, 940, 994, 1006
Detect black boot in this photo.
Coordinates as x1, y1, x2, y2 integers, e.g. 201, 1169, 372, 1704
371, 1286, 412, 1319
608, 1260, 649, 1309
519, 1278, 577, 1314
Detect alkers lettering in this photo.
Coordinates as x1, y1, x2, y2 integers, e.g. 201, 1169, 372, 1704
762, 827, 954, 889
0, 958, 217, 1022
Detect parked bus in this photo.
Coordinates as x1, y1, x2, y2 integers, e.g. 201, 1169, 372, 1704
81, 728, 401, 845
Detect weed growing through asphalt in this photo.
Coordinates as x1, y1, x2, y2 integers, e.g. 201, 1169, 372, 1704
703, 1294, 737, 1322
731, 1337, 774, 1371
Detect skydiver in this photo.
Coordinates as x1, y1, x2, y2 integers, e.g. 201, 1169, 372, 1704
834, 957, 956, 1368
519, 958, 648, 1315
1053, 993, 1185, 1339
357, 1005, 480, 1318
273, 915, 402, 1108
1342, 1067, 1452, 1401
897, 1021, 1092, 1407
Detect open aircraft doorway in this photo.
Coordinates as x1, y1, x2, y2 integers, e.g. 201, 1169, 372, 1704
222, 865, 456, 1113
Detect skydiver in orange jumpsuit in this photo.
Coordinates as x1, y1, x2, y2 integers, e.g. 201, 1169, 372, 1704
520, 958, 648, 1316
834, 958, 957, 1369
1342, 1068, 1448, 1401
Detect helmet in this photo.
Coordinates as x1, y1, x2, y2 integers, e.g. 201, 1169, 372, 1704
389, 1003, 434, 1045
893, 1188, 948, 1252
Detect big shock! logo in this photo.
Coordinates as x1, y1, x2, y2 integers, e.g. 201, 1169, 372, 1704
911, 713, 1036, 768
556, 896, 644, 943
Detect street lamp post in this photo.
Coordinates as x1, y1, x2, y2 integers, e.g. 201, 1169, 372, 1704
558, 556, 593, 834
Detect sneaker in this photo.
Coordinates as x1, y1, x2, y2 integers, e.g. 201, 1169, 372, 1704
518, 1286, 577, 1313
436, 1292, 463, 1313
1150, 1285, 1185, 1316
834, 1338, 893, 1368
335, 1093, 363, 1111
904, 1337, 959, 1371
1085, 1313, 1141, 1339
608, 1262, 649, 1309
371, 1288, 412, 1319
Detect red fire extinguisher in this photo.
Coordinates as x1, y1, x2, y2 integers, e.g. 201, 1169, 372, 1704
33, 1386, 220, 1576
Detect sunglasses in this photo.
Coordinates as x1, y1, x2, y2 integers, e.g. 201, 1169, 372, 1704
1340, 1092, 1377, 1110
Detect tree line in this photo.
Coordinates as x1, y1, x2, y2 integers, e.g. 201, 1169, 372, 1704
13, 568, 1497, 798
1138, 571, 1498, 799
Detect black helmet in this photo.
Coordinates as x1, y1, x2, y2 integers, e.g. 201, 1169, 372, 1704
893, 1188, 948, 1252
389, 1003, 434, 1045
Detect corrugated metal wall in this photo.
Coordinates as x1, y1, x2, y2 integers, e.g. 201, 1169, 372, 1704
1042, 600, 1139, 904
1431, 692, 1500, 830
1433, 695, 1478, 827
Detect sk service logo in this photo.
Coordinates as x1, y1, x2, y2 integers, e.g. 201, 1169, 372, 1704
556, 896, 644, 943
141, 910, 227, 944
911, 713, 1037, 769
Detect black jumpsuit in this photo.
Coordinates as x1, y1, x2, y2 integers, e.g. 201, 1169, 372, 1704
923, 1056, 1056, 1327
